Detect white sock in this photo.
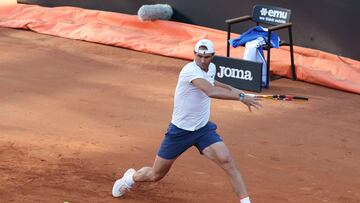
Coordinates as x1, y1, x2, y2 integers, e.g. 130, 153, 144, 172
124, 172, 135, 187
240, 196, 251, 203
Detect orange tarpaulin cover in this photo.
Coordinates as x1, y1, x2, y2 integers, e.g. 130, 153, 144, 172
0, 4, 359, 94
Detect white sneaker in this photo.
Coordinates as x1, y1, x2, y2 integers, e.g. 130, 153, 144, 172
112, 168, 136, 197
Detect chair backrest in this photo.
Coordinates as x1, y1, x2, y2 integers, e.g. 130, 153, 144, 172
252, 5, 291, 25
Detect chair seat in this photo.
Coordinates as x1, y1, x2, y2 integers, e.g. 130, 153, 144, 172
262, 40, 289, 50
239, 40, 290, 50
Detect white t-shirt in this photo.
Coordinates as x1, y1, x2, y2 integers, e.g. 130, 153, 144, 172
171, 61, 216, 131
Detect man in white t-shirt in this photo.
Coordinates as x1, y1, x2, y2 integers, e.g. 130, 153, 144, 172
112, 39, 261, 203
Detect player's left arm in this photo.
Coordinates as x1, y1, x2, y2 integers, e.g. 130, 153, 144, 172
192, 78, 239, 100
212, 80, 262, 111
192, 78, 262, 111
214, 80, 244, 95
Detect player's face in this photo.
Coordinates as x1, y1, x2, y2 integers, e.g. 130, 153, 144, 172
194, 50, 214, 71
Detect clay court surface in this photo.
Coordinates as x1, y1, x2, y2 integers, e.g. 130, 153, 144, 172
0, 28, 359, 203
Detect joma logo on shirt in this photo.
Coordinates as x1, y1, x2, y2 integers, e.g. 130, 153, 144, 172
217, 66, 253, 81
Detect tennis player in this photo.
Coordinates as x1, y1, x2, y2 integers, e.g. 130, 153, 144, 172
112, 39, 261, 203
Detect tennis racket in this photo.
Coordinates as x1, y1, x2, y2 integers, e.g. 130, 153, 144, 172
253, 94, 309, 101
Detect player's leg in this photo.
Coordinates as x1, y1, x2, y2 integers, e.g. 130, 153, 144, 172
112, 123, 188, 197
202, 142, 250, 202
194, 122, 250, 202
134, 122, 196, 182
112, 155, 176, 197
133, 155, 176, 182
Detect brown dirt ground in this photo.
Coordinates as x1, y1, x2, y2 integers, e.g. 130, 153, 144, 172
0, 28, 360, 203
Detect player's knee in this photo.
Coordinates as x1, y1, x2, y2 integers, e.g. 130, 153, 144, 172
218, 155, 236, 170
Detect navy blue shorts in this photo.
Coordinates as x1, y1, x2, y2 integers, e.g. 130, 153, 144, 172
157, 121, 223, 160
